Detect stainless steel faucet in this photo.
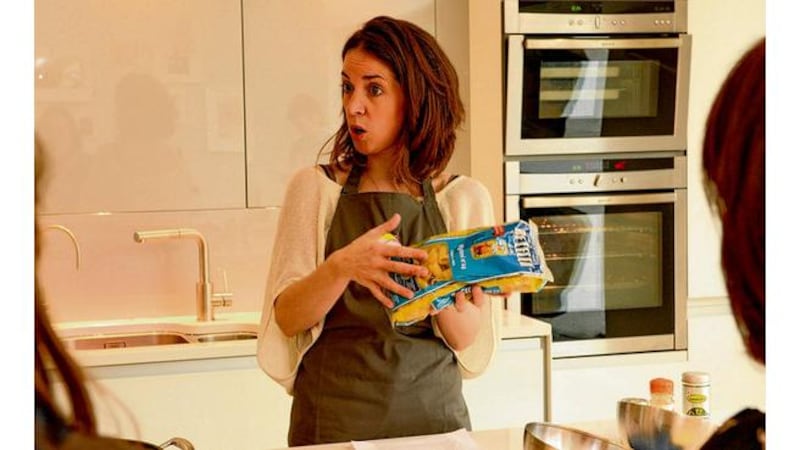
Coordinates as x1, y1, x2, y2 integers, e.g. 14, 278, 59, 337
45, 224, 81, 270
133, 228, 233, 321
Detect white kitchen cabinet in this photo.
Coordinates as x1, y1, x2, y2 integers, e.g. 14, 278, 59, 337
35, 0, 246, 214
63, 356, 292, 450
463, 336, 549, 431
243, 0, 437, 207
50, 312, 550, 449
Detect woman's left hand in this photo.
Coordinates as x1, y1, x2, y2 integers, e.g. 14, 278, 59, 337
452, 284, 486, 311
433, 284, 487, 351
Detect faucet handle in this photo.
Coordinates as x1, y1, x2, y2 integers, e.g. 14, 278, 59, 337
211, 268, 234, 308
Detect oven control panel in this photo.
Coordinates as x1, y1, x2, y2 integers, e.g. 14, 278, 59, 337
505, 155, 686, 195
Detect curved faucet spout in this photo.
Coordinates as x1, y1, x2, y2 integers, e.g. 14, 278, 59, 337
45, 224, 81, 270
133, 228, 231, 321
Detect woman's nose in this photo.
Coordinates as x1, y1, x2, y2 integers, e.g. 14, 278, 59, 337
345, 91, 366, 116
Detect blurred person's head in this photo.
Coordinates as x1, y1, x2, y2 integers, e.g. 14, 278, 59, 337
702, 38, 765, 364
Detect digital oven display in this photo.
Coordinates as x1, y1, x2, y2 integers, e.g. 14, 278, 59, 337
518, 1, 676, 14
519, 157, 675, 174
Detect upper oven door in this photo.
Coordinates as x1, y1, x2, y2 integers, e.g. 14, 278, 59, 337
505, 34, 691, 156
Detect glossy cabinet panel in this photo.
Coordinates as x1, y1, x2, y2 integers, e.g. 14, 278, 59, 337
243, 0, 436, 207
35, 0, 246, 213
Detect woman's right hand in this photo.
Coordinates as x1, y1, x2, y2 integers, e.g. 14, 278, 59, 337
329, 213, 430, 308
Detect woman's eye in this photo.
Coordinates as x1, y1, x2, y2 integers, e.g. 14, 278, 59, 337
341, 83, 353, 94
369, 84, 384, 96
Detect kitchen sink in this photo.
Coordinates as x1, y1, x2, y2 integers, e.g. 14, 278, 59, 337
57, 321, 259, 350
63, 332, 191, 350
192, 332, 257, 343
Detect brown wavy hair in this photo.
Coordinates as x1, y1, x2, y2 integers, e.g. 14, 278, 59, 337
34, 134, 99, 443
327, 16, 465, 185
702, 38, 765, 364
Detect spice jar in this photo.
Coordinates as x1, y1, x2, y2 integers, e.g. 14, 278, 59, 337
649, 377, 675, 411
681, 371, 711, 418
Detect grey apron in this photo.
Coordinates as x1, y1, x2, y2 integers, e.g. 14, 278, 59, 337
288, 164, 470, 445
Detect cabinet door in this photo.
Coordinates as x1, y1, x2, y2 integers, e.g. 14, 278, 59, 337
35, 0, 246, 214
57, 357, 293, 450
243, 0, 436, 207
462, 337, 547, 430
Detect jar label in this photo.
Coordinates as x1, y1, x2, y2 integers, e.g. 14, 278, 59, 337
687, 393, 707, 403
686, 406, 708, 416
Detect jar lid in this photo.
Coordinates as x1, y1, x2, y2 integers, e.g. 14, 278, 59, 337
649, 377, 674, 394
682, 371, 711, 384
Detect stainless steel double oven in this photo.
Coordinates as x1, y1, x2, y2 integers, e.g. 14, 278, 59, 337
502, 0, 690, 358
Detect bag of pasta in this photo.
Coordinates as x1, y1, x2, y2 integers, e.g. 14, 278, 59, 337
387, 220, 552, 327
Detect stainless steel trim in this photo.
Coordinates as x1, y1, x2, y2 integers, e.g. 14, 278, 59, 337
550, 335, 676, 359
525, 38, 682, 50
673, 189, 688, 350
521, 192, 676, 208
504, 34, 692, 156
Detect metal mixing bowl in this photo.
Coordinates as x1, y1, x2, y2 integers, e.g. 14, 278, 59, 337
524, 422, 629, 450
617, 399, 718, 450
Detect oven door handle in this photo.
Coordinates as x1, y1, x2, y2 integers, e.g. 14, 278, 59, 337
524, 36, 685, 50
521, 192, 676, 208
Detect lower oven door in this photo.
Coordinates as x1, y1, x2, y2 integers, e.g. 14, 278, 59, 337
507, 190, 687, 358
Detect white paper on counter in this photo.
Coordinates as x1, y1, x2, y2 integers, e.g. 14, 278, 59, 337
351, 428, 480, 450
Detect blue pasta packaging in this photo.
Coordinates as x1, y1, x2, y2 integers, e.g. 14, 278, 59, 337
386, 220, 552, 326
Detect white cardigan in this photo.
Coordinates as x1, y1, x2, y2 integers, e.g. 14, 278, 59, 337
256, 165, 501, 395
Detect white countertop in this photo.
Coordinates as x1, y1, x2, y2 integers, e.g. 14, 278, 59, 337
56, 310, 550, 368
262, 428, 525, 450
261, 424, 621, 450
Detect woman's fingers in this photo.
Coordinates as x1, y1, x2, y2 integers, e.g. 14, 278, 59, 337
371, 213, 401, 236
365, 283, 396, 309
385, 259, 429, 279
453, 290, 468, 312
470, 285, 487, 308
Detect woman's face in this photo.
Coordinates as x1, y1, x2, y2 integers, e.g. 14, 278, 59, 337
341, 47, 406, 158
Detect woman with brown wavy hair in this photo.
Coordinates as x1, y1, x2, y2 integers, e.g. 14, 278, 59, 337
700, 38, 765, 450
257, 16, 497, 445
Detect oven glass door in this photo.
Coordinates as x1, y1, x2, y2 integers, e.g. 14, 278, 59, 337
519, 193, 675, 345
505, 34, 691, 155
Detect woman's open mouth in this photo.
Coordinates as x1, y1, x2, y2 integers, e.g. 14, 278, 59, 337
350, 125, 366, 140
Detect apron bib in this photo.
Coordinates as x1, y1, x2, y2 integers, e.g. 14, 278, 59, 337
288, 165, 470, 445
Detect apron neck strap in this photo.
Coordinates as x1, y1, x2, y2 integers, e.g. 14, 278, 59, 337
342, 164, 363, 195
342, 164, 436, 203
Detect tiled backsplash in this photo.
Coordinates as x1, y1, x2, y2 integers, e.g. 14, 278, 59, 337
36, 207, 279, 323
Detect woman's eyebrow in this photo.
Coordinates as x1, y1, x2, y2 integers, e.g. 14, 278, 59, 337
340, 71, 386, 82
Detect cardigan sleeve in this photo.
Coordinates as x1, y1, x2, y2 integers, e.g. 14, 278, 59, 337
434, 176, 502, 379
256, 166, 335, 395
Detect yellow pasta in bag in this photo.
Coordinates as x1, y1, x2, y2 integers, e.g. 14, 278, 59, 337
388, 220, 552, 327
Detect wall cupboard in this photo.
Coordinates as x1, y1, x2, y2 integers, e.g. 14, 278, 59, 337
35, 0, 247, 214
34, 0, 464, 213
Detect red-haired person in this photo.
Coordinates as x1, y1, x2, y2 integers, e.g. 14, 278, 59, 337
700, 38, 765, 450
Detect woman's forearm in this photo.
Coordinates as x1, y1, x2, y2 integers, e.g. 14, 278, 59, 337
273, 252, 350, 337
